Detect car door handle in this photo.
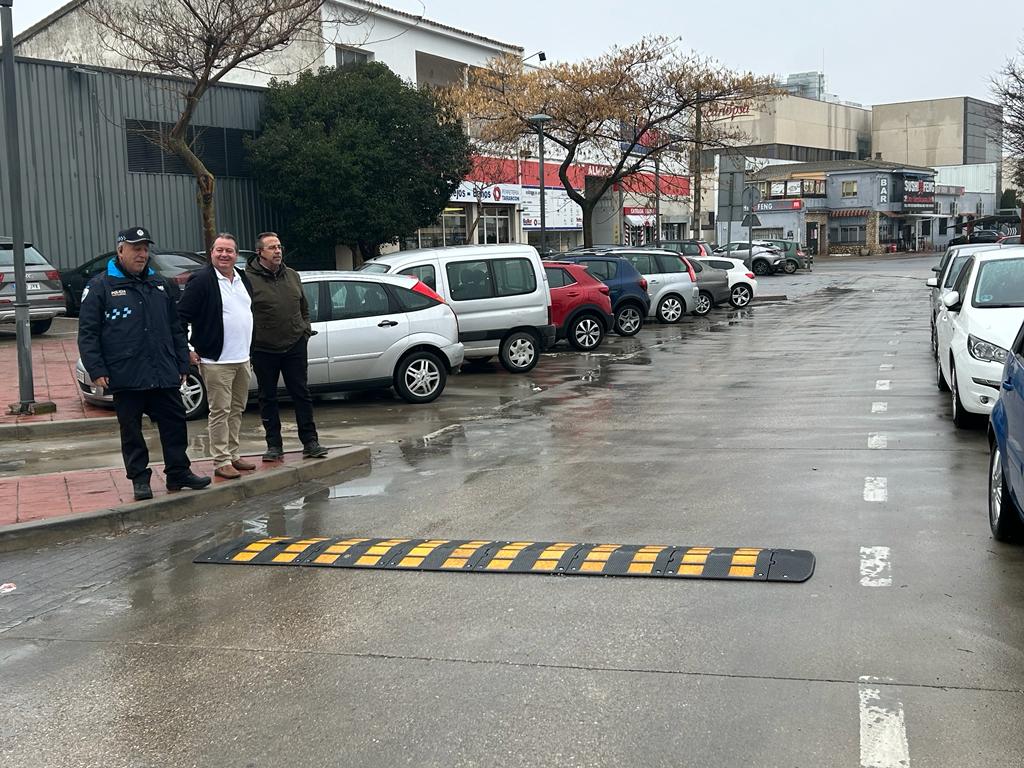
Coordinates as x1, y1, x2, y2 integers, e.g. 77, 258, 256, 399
378, 319, 399, 327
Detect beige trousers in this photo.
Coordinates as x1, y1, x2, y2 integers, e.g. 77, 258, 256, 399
202, 362, 251, 467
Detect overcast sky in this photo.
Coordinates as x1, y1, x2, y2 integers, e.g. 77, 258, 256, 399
15, 0, 1024, 106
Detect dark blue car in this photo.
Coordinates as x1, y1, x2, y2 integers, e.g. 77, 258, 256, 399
553, 253, 650, 337
989, 319, 1024, 541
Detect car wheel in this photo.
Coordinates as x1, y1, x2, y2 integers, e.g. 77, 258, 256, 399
930, 322, 937, 359
694, 291, 713, 316
180, 366, 208, 420
29, 319, 52, 335
990, 442, 1024, 541
568, 313, 605, 351
395, 350, 446, 403
783, 259, 798, 274
730, 284, 753, 308
656, 295, 684, 324
936, 357, 949, 392
614, 304, 643, 336
499, 330, 540, 373
752, 259, 770, 276
950, 362, 977, 428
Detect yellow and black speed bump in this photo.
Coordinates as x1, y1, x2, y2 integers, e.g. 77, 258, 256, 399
195, 536, 814, 582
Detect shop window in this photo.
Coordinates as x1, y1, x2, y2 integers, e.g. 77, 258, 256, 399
404, 207, 469, 250
842, 181, 858, 198
479, 206, 512, 244
829, 225, 866, 244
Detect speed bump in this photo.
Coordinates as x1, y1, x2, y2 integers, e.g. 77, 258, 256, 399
195, 536, 814, 582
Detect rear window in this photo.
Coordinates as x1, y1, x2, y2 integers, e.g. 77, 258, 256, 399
973, 258, 1024, 308
393, 285, 440, 312
687, 258, 703, 273
655, 254, 686, 273
358, 262, 391, 274
544, 267, 576, 288
0, 245, 48, 267
399, 264, 436, 291
152, 252, 204, 277
579, 259, 615, 281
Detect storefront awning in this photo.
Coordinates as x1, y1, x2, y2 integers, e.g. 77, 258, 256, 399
624, 213, 655, 227
830, 209, 871, 218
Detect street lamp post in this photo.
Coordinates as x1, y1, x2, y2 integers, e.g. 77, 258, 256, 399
1, 0, 43, 415
528, 113, 552, 255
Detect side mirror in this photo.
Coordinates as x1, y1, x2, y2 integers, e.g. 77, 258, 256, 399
926, 277, 938, 288
931, 266, 940, 273
942, 291, 961, 309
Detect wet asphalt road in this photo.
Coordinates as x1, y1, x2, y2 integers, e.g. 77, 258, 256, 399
2, 255, 1024, 767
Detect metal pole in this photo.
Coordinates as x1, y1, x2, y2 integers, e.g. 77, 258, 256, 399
1, 0, 35, 412
537, 125, 547, 253
654, 155, 661, 246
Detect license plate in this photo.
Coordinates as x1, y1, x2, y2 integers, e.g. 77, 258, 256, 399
27, 282, 40, 291
76, 369, 86, 384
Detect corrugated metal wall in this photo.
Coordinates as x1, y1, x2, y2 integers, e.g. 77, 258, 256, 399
0, 57, 278, 270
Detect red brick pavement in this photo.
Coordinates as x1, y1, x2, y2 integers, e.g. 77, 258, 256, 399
1, 452, 307, 527
0, 337, 110, 424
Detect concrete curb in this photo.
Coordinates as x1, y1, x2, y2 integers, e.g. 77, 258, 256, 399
0, 416, 120, 440
0, 445, 370, 553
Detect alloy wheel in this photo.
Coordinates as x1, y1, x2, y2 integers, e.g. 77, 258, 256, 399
180, 375, 205, 417
991, 445, 1004, 530
508, 337, 536, 368
574, 317, 602, 349
617, 307, 642, 334
658, 297, 683, 323
730, 285, 751, 308
695, 293, 712, 315
403, 357, 441, 397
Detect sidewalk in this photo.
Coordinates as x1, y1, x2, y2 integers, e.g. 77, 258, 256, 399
0, 336, 109, 424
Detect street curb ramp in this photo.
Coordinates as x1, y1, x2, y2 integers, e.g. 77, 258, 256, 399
0, 445, 370, 553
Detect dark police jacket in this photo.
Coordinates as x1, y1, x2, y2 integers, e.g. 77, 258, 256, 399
177, 264, 253, 362
77, 258, 189, 392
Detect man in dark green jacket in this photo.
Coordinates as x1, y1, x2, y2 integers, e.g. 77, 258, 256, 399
247, 232, 327, 460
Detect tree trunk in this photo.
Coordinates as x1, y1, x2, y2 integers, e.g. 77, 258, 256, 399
197, 173, 216, 254
581, 201, 598, 248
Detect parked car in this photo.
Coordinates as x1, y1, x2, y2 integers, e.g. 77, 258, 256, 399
659, 240, 714, 258
696, 255, 758, 308
926, 244, 1004, 356
544, 262, 614, 351
713, 241, 785, 276
62, 250, 206, 316
554, 253, 651, 336
77, 271, 463, 418
949, 229, 1002, 246
936, 247, 1024, 427
616, 249, 702, 321
195, 248, 257, 270
761, 239, 812, 273
359, 244, 554, 373
999, 235, 1021, 245
988, 318, 1024, 541
0, 241, 66, 335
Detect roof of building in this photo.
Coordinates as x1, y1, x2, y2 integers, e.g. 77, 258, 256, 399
750, 159, 936, 181
15, 0, 524, 54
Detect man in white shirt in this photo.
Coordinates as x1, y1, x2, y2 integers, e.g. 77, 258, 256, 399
177, 233, 255, 479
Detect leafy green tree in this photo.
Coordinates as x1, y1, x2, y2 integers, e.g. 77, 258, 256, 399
249, 63, 472, 263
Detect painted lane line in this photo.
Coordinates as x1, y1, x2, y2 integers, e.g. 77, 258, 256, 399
888, 339, 900, 345
860, 546, 892, 587
879, 364, 894, 371
884, 351, 897, 357
871, 402, 888, 413
864, 477, 888, 502
868, 433, 888, 449
859, 678, 910, 768
876, 380, 891, 391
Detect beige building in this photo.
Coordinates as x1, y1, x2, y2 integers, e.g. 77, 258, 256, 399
872, 97, 1002, 169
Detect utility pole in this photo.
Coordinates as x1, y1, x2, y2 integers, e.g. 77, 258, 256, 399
691, 94, 702, 240
1, 0, 51, 415
654, 154, 661, 246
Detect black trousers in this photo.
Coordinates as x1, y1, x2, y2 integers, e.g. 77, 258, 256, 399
251, 337, 318, 448
112, 387, 191, 482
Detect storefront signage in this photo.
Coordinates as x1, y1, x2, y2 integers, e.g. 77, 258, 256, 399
786, 180, 801, 197
879, 177, 889, 204
521, 187, 583, 230
450, 182, 522, 205
894, 175, 935, 211
770, 181, 786, 197
705, 102, 753, 120
752, 199, 803, 212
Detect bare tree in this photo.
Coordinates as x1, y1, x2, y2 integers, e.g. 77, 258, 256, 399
85, 0, 362, 251
995, 47, 1024, 191
446, 37, 777, 247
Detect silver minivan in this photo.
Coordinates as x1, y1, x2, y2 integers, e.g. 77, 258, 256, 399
617, 249, 699, 322
360, 244, 555, 373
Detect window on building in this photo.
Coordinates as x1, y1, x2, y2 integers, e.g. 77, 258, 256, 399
336, 46, 371, 66
842, 181, 858, 198
939, 219, 948, 235
479, 206, 512, 244
922, 221, 932, 237
403, 207, 468, 250
125, 119, 252, 177
829, 225, 867, 244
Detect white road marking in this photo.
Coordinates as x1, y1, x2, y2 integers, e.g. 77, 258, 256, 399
860, 546, 892, 586
859, 678, 910, 767
422, 424, 464, 442
879, 363, 894, 371
884, 352, 897, 357
864, 477, 888, 502
868, 433, 888, 449
888, 339, 900, 345
872, 402, 888, 413
876, 380, 891, 391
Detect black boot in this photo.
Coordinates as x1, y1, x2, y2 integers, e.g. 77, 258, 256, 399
132, 477, 153, 501
166, 472, 212, 491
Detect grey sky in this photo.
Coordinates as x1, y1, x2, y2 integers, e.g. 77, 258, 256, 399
14, 0, 1024, 106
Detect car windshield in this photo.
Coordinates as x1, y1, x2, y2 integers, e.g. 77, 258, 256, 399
358, 262, 391, 274
973, 258, 1024, 308
0, 245, 48, 267
151, 252, 204, 277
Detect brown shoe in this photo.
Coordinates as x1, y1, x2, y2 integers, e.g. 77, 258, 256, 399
232, 458, 256, 471
215, 464, 242, 479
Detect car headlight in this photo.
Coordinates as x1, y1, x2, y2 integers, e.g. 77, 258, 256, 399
967, 334, 1008, 364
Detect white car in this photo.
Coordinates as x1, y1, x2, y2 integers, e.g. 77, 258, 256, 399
77, 271, 464, 418
696, 255, 758, 308
927, 243, 1005, 356
936, 247, 1024, 427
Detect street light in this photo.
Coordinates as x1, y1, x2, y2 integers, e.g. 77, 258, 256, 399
527, 113, 552, 255
521, 51, 546, 64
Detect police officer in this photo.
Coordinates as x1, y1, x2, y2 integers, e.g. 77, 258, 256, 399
77, 227, 211, 500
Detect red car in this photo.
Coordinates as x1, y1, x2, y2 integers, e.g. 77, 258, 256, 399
544, 262, 615, 351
